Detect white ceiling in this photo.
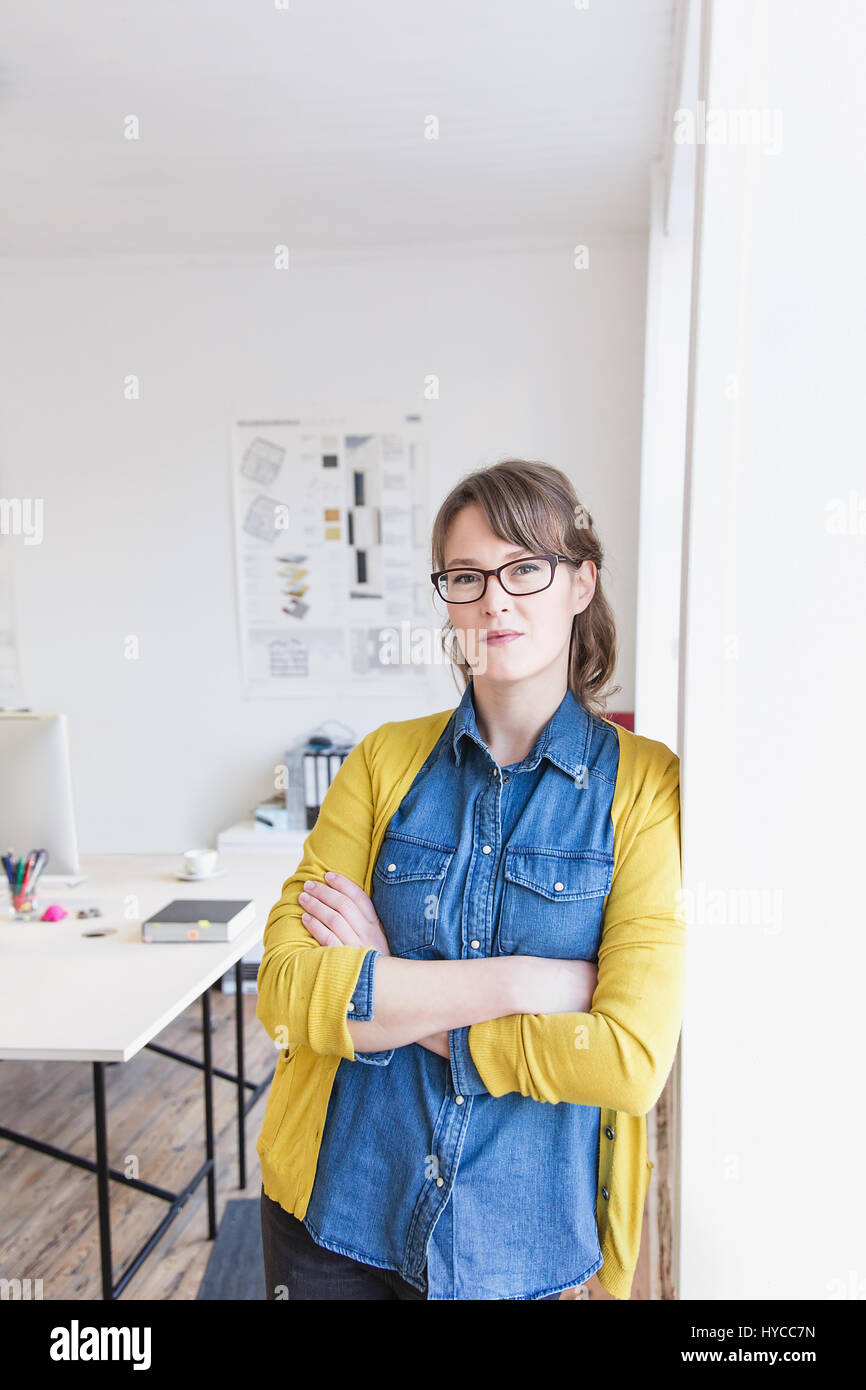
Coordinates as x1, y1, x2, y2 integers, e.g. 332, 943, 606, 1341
0, 0, 680, 257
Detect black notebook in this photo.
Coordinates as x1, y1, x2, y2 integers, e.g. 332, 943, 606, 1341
141, 899, 255, 943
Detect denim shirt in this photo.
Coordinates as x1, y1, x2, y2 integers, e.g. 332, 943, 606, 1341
302, 681, 621, 1300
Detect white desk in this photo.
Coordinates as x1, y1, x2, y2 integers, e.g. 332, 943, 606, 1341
0, 851, 293, 1300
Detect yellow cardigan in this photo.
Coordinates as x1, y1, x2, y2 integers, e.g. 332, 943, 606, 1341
255, 705, 686, 1300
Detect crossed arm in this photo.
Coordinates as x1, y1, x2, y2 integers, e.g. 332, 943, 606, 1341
296, 872, 598, 1056
255, 726, 685, 1116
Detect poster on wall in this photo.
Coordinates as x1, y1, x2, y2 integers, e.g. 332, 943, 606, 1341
230, 408, 435, 697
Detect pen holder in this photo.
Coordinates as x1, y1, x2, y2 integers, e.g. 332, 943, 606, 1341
11, 886, 39, 919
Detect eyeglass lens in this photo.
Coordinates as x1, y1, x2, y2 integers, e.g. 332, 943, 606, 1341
437, 557, 553, 602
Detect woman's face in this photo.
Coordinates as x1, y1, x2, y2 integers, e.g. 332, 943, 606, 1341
441, 503, 596, 686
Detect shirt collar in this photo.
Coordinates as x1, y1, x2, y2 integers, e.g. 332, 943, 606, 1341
450, 680, 592, 778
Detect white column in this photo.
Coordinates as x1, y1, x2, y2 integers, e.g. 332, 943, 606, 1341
678, 0, 866, 1298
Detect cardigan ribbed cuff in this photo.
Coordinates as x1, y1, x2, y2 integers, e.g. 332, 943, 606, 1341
306, 944, 376, 1059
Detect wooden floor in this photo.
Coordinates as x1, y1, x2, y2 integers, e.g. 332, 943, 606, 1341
0, 989, 648, 1300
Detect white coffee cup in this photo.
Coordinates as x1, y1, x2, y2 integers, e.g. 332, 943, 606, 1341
182, 848, 219, 878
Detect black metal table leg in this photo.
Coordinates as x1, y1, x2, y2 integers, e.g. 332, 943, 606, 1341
235, 959, 246, 1189
92, 1061, 113, 1301
201, 988, 217, 1238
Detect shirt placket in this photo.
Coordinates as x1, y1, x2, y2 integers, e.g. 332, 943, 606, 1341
466, 751, 503, 958
402, 1080, 472, 1289
448, 756, 516, 1098
402, 745, 506, 1293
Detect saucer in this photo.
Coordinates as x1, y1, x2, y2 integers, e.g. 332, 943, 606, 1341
174, 866, 227, 881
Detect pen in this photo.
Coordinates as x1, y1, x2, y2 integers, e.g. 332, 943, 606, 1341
31, 849, 48, 886
28, 849, 47, 894
20, 851, 37, 897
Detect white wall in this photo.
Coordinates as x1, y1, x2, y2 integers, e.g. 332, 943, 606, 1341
679, 0, 866, 1297
0, 237, 648, 851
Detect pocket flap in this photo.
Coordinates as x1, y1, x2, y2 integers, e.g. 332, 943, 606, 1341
503, 847, 614, 901
373, 834, 455, 885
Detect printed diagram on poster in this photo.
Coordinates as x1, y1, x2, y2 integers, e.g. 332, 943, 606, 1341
230, 411, 433, 696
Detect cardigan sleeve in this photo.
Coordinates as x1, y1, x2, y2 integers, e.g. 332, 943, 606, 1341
465, 747, 686, 1115
255, 731, 384, 1062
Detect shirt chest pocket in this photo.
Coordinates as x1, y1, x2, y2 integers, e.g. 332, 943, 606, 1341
497, 847, 614, 960
371, 833, 456, 957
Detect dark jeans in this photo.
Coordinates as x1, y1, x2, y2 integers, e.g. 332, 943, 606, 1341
260, 1187, 561, 1301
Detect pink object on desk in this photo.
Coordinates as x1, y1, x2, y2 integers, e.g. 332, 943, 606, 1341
40, 904, 68, 921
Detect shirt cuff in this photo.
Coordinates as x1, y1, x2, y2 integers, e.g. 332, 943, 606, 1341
346, 948, 378, 1020
449, 1025, 490, 1095
347, 948, 394, 1066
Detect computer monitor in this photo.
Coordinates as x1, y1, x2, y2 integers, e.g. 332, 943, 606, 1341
0, 712, 81, 877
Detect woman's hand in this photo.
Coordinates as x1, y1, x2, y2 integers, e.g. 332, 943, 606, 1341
298, 871, 392, 956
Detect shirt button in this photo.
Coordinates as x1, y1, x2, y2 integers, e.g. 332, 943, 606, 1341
554, 882, 564, 892
481, 845, 492, 854
604, 1126, 615, 1140
470, 939, 480, 950
387, 863, 396, 872
347, 1001, 354, 1011
601, 1186, 609, 1200
455, 1094, 464, 1105
436, 1177, 445, 1187
503, 775, 510, 783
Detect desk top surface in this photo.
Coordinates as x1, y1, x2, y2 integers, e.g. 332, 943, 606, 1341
0, 851, 296, 1062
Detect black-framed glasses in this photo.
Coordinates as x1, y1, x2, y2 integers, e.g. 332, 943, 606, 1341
430, 553, 575, 604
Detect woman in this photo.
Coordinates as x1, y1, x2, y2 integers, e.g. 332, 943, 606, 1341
257, 458, 685, 1301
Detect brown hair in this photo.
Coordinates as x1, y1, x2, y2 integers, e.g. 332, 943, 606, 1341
430, 458, 620, 718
